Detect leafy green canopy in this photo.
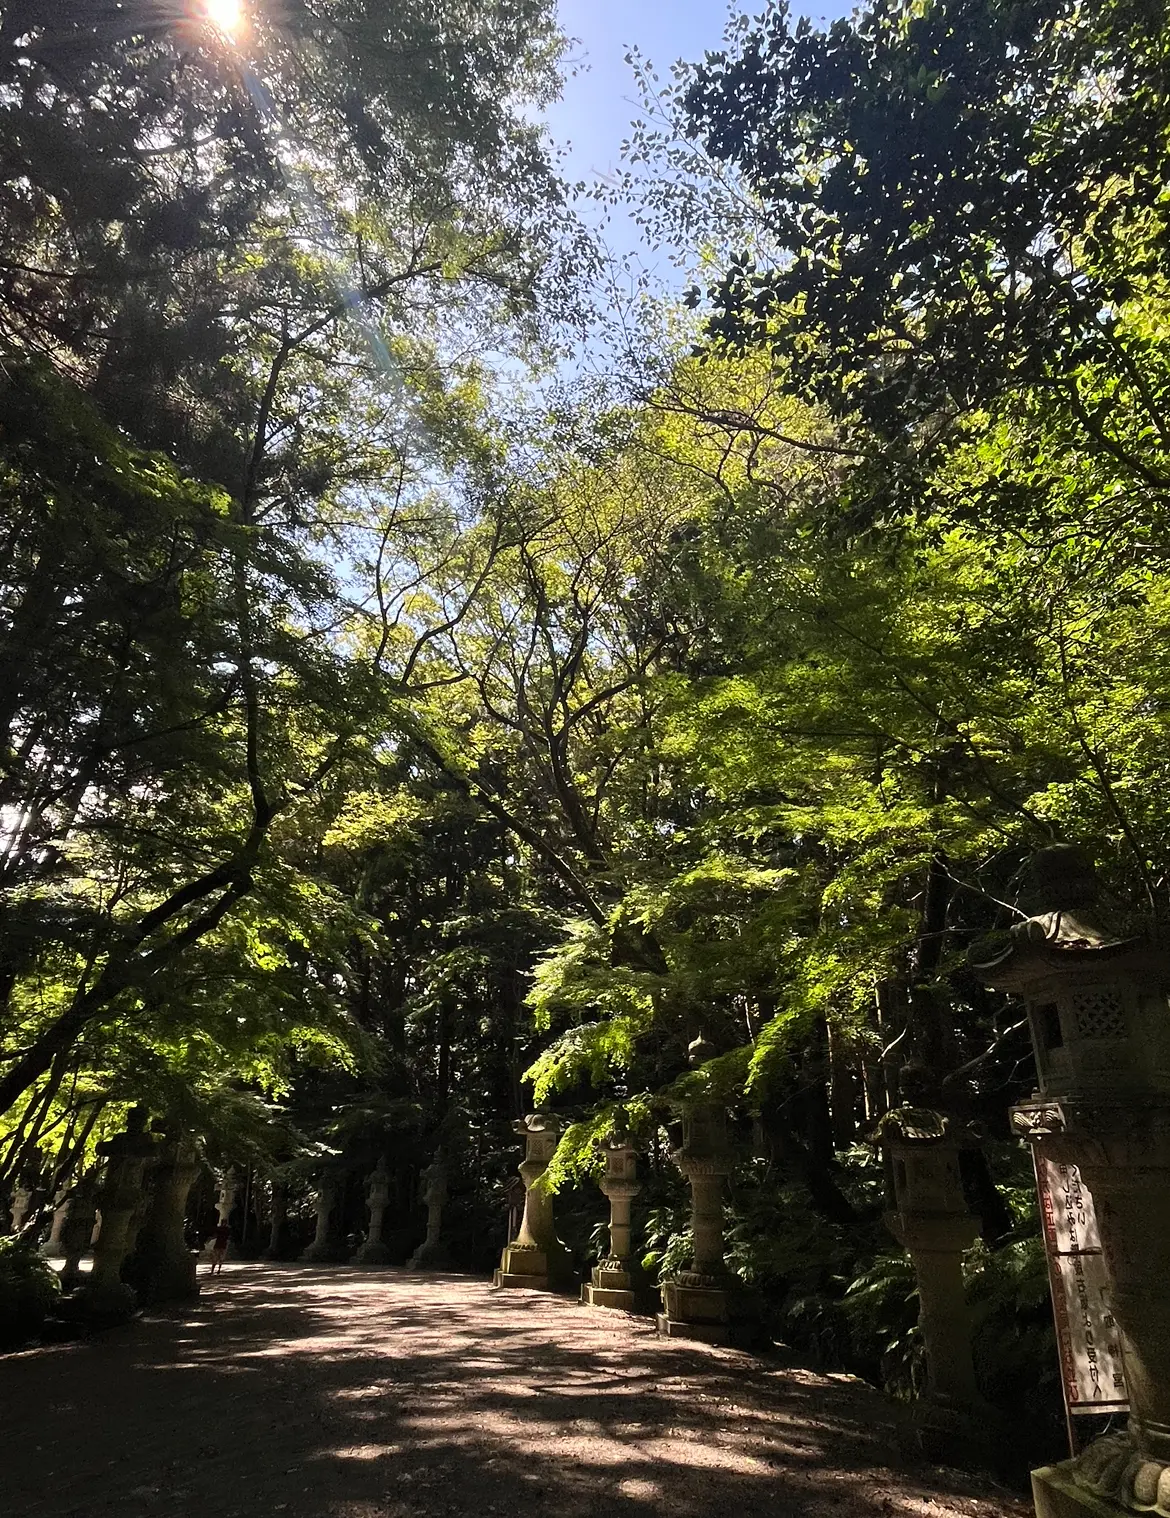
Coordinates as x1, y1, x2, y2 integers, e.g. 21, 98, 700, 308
683, 0, 1170, 440
0, 354, 377, 1140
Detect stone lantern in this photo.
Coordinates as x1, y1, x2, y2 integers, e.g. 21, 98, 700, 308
494, 1113, 571, 1291
354, 1157, 392, 1266
582, 1118, 642, 1311
81, 1108, 160, 1315
300, 1172, 346, 1263
202, 1166, 242, 1260
264, 1179, 289, 1259
123, 1134, 202, 1304
409, 1152, 453, 1270
970, 845, 1170, 1518
58, 1171, 99, 1293
657, 1034, 758, 1346
40, 1190, 71, 1257
8, 1181, 34, 1236
878, 1108, 982, 1424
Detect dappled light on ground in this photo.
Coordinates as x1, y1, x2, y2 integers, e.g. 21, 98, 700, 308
0, 1265, 1026, 1518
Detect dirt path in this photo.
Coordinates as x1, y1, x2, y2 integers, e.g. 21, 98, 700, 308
0, 1263, 1028, 1518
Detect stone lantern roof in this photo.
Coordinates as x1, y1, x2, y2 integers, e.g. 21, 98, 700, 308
968, 845, 1170, 1102
968, 845, 1148, 990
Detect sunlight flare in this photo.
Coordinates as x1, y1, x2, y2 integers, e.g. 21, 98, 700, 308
203, 0, 245, 40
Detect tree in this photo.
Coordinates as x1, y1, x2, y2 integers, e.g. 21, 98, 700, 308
680, 0, 1170, 502
0, 0, 583, 1127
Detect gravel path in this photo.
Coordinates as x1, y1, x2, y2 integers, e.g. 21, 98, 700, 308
0, 1263, 1028, 1518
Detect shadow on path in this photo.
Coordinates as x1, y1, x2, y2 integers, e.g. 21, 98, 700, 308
0, 1263, 1027, 1518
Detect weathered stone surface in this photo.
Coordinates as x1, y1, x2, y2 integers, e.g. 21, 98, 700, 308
582, 1125, 643, 1312
40, 1194, 70, 1257
122, 1135, 201, 1304
263, 1180, 290, 1259
494, 1114, 572, 1292
973, 847, 1170, 1513
657, 1035, 760, 1344
300, 1175, 347, 1263
57, 1173, 99, 1294
78, 1109, 159, 1316
354, 1158, 393, 1266
408, 1153, 452, 1270
8, 1183, 33, 1235
881, 1124, 981, 1411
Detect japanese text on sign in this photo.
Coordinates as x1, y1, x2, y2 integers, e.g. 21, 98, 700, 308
1037, 1156, 1128, 1415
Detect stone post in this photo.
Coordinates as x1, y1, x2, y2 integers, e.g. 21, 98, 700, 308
354, 1158, 392, 1266
494, 1114, 571, 1290
263, 1180, 289, 1259
80, 1109, 159, 1315
40, 1194, 70, 1257
409, 1152, 453, 1269
880, 1116, 981, 1414
300, 1174, 344, 1263
970, 846, 1170, 1518
122, 1136, 201, 1304
58, 1173, 99, 1293
202, 1166, 242, 1259
658, 1034, 759, 1345
582, 1123, 642, 1310
9, 1183, 33, 1235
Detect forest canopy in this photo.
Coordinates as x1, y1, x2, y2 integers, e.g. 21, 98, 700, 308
2, 0, 1168, 1445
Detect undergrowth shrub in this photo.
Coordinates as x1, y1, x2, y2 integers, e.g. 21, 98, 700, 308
0, 1236, 60, 1350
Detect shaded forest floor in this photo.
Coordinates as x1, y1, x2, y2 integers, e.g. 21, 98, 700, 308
0, 1264, 1029, 1518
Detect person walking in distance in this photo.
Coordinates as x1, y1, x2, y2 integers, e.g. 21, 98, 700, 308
208, 1218, 231, 1275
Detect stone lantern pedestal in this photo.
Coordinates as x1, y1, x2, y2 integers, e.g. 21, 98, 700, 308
201, 1167, 242, 1260
494, 1114, 571, 1291
300, 1175, 346, 1263
58, 1173, 99, 1293
264, 1180, 290, 1259
409, 1153, 453, 1270
657, 1036, 760, 1346
971, 846, 1170, 1518
878, 1113, 990, 1455
9, 1183, 33, 1236
123, 1136, 201, 1304
354, 1158, 392, 1266
582, 1129, 642, 1311
79, 1109, 159, 1317
40, 1193, 70, 1257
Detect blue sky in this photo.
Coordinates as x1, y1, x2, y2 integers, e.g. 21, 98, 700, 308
544, 0, 853, 276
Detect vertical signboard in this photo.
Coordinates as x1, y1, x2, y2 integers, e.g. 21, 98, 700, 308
1035, 1155, 1128, 1420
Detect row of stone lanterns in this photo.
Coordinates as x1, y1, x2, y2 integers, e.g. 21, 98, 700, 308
26, 1138, 458, 1308
31, 1110, 206, 1316
293, 1152, 453, 1268
495, 1035, 760, 1346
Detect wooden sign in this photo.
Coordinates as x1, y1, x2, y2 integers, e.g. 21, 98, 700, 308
1035, 1156, 1128, 1416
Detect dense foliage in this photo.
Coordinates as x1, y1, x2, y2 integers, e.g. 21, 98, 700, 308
3, 0, 1166, 1469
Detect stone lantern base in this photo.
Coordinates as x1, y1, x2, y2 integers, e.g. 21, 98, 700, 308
493, 1241, 571, 1292
123, 1240, 198, 1304
1028, 1432, 1170, 1518
1031, 1463, 1118, 1518
300, 1238, 348, 1264
581, 1259, 639, 1311
906, 1394, 1002, 1470
352, 1237, 392, 1266
656, 1274, 762, 1347
408, 1238, 453, 1270
74, 1280, 137, 1321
